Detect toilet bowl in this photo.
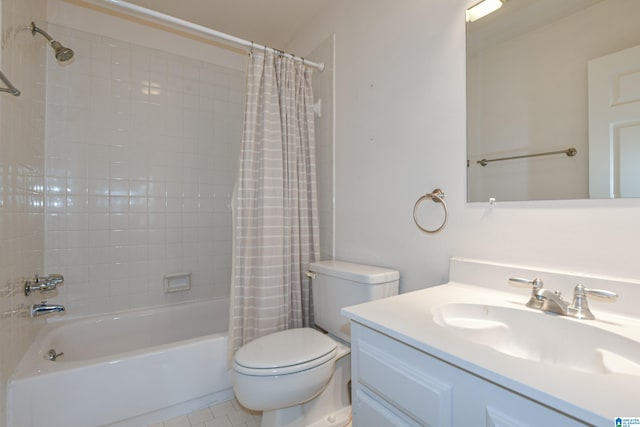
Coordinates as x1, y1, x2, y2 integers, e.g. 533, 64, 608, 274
232, 328, 338, 412
232, 260, 399, 427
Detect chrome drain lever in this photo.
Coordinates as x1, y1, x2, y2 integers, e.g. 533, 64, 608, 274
47, 349, 64, 361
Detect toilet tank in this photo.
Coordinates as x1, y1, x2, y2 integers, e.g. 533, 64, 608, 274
310, 260, 399, 343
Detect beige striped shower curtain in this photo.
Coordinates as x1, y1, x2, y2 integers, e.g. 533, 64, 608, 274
229, 50, 320, 356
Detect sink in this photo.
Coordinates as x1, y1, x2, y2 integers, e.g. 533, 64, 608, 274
432, 303, 640, 376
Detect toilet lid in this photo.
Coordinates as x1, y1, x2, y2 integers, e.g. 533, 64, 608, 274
234, 328, 337, 376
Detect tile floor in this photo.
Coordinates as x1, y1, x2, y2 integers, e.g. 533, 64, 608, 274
149, 399, 261, 427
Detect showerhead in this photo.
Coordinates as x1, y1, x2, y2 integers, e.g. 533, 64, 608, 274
31, 22, 75, 62
50, 40, 75, 62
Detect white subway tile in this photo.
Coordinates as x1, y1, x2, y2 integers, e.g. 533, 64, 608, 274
109, 196, 129, 213
44, 26, 243, 317
109, 212, 129, 229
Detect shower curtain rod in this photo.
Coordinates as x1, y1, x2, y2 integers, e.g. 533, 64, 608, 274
80, 0, 325, 72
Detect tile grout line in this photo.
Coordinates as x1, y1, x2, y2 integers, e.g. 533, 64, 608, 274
150, 398, 261, 427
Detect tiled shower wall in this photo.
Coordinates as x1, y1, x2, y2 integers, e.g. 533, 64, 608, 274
0, 0, 47, 424
44, 24, 245, 316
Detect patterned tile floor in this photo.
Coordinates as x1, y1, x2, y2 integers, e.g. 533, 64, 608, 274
149, 399, 261, 427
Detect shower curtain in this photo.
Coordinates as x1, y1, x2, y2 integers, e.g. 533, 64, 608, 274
229, 50, 320, 355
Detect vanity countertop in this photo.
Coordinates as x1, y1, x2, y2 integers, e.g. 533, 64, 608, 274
342, 259, 640, 425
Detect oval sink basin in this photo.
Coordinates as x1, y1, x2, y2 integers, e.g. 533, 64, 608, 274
433, 303, 640, 376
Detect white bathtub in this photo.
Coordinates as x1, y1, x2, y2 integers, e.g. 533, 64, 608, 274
8, 298, 233, 427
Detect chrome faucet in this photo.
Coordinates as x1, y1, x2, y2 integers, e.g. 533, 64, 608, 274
509, 277, 618, 320
31, 301, 65, 317
25, 274, 64, 296
534, 288, 570, 315
508, 277, 544, 309
47, 348, 64, 361
568, 284, 618, 320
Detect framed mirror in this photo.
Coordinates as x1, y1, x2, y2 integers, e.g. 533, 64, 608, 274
466, 0, 640, 202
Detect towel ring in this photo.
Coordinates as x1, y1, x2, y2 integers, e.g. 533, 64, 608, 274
413, 188, 448, 234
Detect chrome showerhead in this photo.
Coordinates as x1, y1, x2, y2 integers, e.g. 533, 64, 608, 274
31, 22, 75, 62
50, 40, 74, 62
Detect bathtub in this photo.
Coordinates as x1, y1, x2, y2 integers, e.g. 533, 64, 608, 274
8, 298, 233, 427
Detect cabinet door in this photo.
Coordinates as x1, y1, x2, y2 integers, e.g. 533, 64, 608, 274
352, 323, 453, 426
485, 406, 532, 427
353, 389, 420, 427
482, 397, 590, 427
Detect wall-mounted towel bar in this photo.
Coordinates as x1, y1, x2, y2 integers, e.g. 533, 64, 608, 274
0, 70, 21, 96
476, 147, 576, 166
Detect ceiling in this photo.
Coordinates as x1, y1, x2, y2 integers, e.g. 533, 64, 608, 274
123, 0, 332, 49
467, 0, 603, 53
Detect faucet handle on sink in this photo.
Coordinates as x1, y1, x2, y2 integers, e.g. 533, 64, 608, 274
508, 277, 544, 309
509, 277, 544, 289
570, 284, 618, 320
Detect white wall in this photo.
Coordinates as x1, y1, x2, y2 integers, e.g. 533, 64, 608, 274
288, 0, 640, 293
309, 35, 335, 260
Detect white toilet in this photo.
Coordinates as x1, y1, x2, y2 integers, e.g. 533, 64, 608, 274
232, 260, 399, 427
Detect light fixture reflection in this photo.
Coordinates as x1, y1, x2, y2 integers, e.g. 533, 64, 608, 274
466, 0, 503, 22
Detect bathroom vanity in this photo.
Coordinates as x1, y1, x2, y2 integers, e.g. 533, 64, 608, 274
342, 258, 640, 426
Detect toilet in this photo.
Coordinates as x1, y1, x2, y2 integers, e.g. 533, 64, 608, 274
232, 260, 399, 427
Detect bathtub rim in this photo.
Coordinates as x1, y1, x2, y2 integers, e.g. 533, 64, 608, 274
44, 295, 229, 324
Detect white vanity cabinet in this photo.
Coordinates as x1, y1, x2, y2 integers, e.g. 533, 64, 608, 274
351, 322, 590, 427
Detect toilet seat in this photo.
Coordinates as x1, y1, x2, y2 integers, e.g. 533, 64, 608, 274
233, 328, 337, 376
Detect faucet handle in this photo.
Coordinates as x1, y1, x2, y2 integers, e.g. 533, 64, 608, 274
508, 277, 544, 309
570, 284, 618, 320
582, 286, 618, 300
508, 277, 544, 290
45, 274, 64, 285
24, 274, 64, 296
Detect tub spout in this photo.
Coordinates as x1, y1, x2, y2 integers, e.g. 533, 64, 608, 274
31, 301, 65, 317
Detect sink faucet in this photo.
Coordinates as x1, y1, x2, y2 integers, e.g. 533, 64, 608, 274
509, 278, 618, 320
31, 301, 65, 317
508, 277, 544, 309
534, 288, 570, 315
569, 284, 618, 320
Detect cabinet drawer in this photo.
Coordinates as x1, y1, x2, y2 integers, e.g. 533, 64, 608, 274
354, 325, 453, 426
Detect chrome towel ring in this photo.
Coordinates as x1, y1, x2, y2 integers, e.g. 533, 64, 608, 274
413, 188, 448, 234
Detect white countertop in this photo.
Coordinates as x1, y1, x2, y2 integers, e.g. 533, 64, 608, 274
342, 280, 640, 425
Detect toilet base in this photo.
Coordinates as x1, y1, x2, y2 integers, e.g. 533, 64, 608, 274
261, 405, 351, 427
260, 346, 352, 427
261, 405, 304, 427
306, 406, 351, 427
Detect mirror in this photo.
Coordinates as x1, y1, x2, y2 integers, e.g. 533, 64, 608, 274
466, 0, 640, 202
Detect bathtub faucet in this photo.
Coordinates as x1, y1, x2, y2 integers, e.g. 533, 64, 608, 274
25, 274, 64, 296
31, 301, 65, 317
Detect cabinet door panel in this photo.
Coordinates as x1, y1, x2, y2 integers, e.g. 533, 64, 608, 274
353, 389, 420, 427
354, 325, 453, 426
484, 398, 589, 427
486, 406, 528, 427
